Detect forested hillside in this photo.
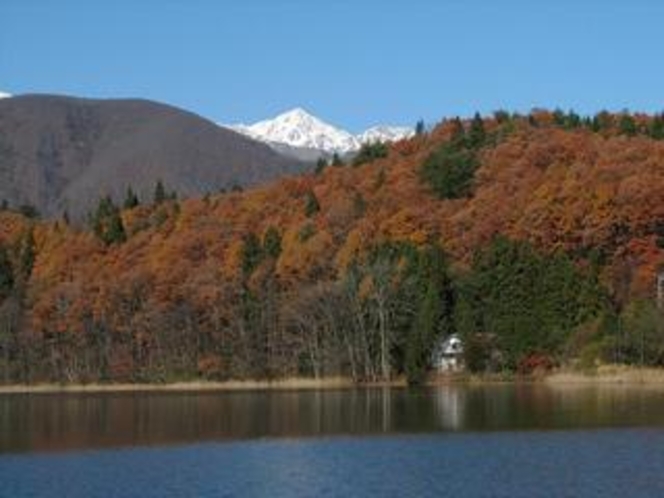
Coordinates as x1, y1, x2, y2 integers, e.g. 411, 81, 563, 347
1, 109, 663, 384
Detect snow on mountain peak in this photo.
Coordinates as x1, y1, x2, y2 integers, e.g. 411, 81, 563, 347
237, 108, 360, 153
0, 91, 12, 99
277, 107, 315, 121
226, 108, 413, 154
357, 125, 415, 145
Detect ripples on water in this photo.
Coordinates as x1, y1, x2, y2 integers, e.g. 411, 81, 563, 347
1, 385, 664, 497
1, 430, 664, 497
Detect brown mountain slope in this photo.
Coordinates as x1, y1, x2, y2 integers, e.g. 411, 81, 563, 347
0, 95, 306, 218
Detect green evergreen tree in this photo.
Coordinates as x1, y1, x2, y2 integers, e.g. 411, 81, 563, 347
241, 232, 263, 277
564, 110, 581, 129
618, 113, 638, 136
298, 223, 316, 242
449, 117, 465, 143
315, 157, 328, 175
456, 237, 605, 370
154, 180, 167, 204
467, 112, 486, 148
552, 109, 566, 127
405, 245, 454, 384
331, 153, 344, 167
420, 141, 479, 199
415, 119, 426, 135
123, 186, 140, 209
619, 300, 664, 366
18, 228, 36, 279
493, 110, 510, 124
263, 226, 282, 259
352, 191, 367, 216
92, 196, 126, 246
304, 190, 320, 217
0, 246, 15, 299
0, 243, 13, 301
592, 111, 612, 132
648, 115, 664, 140
654, 219, 664, 249
18, 204, 39, 219
353, 142, 389, 167
106, 210, 127, 245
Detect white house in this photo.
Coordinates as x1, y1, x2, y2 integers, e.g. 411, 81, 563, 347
431, 334, 464, 372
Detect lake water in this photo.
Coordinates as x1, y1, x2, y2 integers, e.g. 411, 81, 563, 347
1, 384, 664, 497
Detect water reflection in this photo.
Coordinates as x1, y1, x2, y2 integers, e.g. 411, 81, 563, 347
1, 384, 664, 453
432, 386, 465, 430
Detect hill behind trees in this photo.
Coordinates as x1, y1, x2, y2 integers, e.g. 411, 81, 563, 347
0, 95, 307, 219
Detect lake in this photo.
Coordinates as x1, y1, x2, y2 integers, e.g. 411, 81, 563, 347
1, 384, 664, 497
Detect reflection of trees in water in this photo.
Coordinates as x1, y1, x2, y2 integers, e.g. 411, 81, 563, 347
0, 389, 403, 452
432, 386, 465, 431
2, 386, 664, 453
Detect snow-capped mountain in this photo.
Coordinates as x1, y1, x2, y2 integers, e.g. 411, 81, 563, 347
232, 108, 359, 153
357, 125, 414, 145
0, 91, 11, 99
226, 108, 413, 154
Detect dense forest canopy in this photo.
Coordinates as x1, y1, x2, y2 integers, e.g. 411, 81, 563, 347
1, 109, 663, 384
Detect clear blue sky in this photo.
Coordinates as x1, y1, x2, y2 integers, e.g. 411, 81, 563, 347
2, 0, 663, 132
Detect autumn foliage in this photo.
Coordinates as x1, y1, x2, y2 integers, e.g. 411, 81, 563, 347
1, 110, 664, 383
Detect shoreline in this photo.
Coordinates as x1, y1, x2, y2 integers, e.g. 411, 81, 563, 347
2, 365, 664, 394
544, 365, 664, 386
0, 377, 404, 395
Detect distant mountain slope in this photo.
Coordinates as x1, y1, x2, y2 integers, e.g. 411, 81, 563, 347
226, 108, 414, 156
0, 94, 305, 218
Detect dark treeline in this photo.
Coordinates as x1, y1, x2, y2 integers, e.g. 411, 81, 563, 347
0, 201, 41, 220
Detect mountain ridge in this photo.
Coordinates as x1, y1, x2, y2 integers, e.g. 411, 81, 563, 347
226, 108, 414, 154
0, 94, 306, 218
